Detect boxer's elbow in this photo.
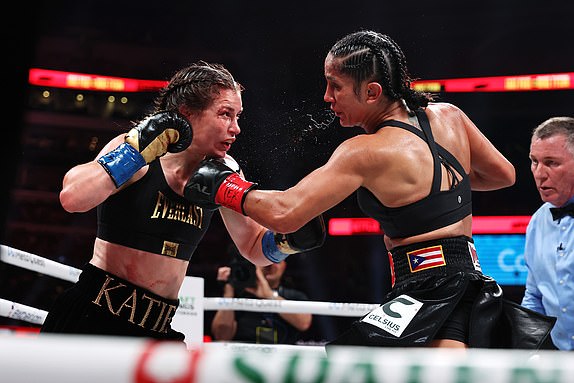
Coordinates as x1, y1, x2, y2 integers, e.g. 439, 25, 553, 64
472, 163, 516, 191
59, 186, 92, 213
60, 189, 81, 213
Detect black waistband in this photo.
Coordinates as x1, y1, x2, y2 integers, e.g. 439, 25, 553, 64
78, 263, 180, 334
389, 236, 482, 286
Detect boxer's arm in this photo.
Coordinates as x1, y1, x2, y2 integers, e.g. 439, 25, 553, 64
61, 112, 193, 213
243, 139, 367, 234
456, 105, 515, 191
221, 207, 326, 265
60, 135, 132, 213
195, 138, 363, 236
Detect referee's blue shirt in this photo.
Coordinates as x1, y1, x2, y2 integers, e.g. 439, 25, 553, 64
522, 200, 574, 350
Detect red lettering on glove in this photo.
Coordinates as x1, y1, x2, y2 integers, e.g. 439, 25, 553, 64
215, 173, 254, 214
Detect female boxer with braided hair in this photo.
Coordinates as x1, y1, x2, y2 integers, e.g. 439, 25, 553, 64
187, 31, 555, 349
40, 61, 325, 341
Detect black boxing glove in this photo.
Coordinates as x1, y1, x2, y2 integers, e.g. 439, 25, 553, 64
185, 155, 257, 214
261, 215, 326, 263
98, 111, 193, 187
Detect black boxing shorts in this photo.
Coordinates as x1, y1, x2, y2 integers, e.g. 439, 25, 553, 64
40, 263, 185, 342
327, 236, 555, 350
328, 271, 476, 348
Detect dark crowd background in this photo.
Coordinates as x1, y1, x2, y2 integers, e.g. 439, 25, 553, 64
2, 0, 573, 344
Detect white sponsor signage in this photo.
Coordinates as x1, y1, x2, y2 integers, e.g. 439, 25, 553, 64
171, 276, 204, 347
361, 294, 423, 337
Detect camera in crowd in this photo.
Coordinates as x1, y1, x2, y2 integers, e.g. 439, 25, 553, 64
227, 246, 257, 292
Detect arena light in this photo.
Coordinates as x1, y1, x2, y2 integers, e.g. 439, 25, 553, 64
328, 216, 531, 236
328, 218, 383, 236
29, 68, 573, 93
28, 68, 168, 92
412, 72, 574, 92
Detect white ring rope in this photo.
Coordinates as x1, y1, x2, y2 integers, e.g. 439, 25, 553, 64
0, 298, 46, 325
203, 297, 378, 316
2, 246, 572, 383
0, 244, 378, 325
0, 244, 80, 282
1, 334, 573, 383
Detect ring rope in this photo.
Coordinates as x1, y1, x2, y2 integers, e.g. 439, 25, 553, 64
0, 244, 80, 282
1, 334, 572, 383
0, 298, 46, 325
2, 249, 571, 383
203, 297, 377, 315
0, 244, 378, 323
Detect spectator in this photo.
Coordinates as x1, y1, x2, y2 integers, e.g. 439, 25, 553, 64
211, 247, 312, 344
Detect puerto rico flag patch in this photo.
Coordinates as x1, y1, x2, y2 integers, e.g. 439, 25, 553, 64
407, 245, 446, 272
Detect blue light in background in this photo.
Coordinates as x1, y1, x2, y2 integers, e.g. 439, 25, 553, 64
474, 234, 527, 285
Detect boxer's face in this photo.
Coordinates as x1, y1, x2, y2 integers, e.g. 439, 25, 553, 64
323, 54, 366, 129
189, 88, 243, 158
530, 133, 574, 207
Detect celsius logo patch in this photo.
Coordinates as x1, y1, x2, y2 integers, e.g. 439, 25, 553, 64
361, 295, 423, 337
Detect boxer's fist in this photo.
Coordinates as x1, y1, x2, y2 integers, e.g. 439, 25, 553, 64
125, 111, 193, 163
281, 214, 326, 253
262, 215, 326, 263
98, 111, 192, 187
185, 156, 257, 214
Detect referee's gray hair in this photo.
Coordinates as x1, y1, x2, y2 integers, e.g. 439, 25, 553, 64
532, 116, 574, 156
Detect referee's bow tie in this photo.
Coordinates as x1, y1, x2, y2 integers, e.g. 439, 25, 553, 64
550, 203, 574, 220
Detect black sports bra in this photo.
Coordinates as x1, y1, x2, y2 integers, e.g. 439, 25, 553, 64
356, 108, 472, 238
97, 160, 214, 261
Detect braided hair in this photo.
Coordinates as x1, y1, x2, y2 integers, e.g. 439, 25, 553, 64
153, 60, 243, 113
328, 30, 433, 113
